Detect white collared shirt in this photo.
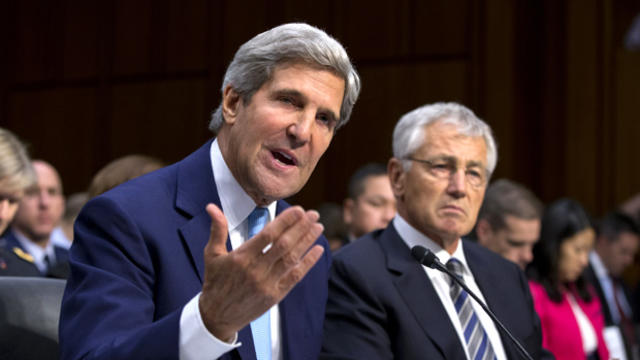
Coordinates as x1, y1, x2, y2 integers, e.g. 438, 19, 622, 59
11, 228, 56, 273
393, 215, 507, 360
179, 139, 281, 360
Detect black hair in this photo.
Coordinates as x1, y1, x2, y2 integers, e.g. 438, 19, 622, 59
597, 211, 640, 241
527, 198, 594, 302
347, 163, 388, 199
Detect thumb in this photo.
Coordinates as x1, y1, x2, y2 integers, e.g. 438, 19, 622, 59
205, 203, 229, 256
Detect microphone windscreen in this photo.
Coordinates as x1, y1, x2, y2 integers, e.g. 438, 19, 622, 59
411, 245, 437, 268
410, 245, 427, 263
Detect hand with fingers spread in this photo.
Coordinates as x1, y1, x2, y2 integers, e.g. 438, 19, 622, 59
198, 203, 325, 341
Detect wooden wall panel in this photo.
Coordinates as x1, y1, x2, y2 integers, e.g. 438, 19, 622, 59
6, 88, 98, 193
110, 79, 207, 163
413, 0, 470, 56
113, 0, 152, 76
62, 0, 100, 80
1, 0, 637, 215
12, 1, 58, 84
614, 51, 640, 204
481, 0, 516, 180
335, 0, 412, 60
565, 0, 603, 213
166, 0, 208, 72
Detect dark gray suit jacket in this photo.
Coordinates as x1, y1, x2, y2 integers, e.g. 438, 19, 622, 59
321, 224, 550, 359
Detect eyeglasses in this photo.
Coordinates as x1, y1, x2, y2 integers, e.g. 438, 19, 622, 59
404, 157, 487, 188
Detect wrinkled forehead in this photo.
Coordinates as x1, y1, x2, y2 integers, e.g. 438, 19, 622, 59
419, 122, 488, 164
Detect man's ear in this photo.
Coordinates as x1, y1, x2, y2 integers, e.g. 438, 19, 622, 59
475, 219, 492, 246
222, 85, 242, 125
388, 158, 406, 199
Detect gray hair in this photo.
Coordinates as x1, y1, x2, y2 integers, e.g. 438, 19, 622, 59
209, 23, 360, 133
0, 128, 36, 192
392, 102, 498, 176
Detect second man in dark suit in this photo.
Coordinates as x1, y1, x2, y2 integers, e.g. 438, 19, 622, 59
321, 102, 548, 359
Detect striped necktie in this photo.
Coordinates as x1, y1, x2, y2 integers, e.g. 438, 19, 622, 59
446, 258, 496, 360
248, 207, 271, 360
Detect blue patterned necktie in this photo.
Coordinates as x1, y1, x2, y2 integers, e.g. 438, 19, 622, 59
446, 258, 496, 360
248, 207, 271, 360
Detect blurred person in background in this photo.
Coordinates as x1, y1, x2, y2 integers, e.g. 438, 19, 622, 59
2, 160, 69, 278
316, 202, 348, 252
584, 211, 640, 360
0, 128, 40, 276
87, 154, 164, 198
474, 178, 543, 269
50, 192, 89, 248
342, 163, 396, 243
527, 198, 609, 360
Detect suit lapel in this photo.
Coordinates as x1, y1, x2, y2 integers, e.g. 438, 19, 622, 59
381, 226, 465, 358
464, 242, 520, 359
176, 140, 221, 283
176, 140, 265, 360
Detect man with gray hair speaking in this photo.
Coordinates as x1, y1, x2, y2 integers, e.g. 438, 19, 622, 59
60, 23, 360, 360
321, 102, 549, 359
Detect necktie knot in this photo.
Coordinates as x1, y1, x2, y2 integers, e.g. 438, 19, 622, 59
446, 258, 464, 285
248, 207, 269, 238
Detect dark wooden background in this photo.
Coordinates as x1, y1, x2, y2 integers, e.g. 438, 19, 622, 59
1, 0, 638, 217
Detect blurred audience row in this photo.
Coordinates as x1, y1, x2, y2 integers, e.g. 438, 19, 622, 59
0, 127, 164, 279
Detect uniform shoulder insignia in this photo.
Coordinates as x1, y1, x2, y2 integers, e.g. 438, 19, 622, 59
12, 247, 35, 263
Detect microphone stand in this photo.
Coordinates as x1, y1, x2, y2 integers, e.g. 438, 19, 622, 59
413, 246, 534, 360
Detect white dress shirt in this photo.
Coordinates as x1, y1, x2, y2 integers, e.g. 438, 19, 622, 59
567, 292, 598, 353
179, 139, 281, 360
393, 215, 508, 360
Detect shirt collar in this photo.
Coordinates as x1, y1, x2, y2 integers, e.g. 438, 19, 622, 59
589, 251, 609, 278
210, 139, 276, 231
11, 228, 56, 269
392, 214, 470, 275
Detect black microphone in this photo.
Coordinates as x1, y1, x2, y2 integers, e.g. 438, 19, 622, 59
411, 245, 534, 360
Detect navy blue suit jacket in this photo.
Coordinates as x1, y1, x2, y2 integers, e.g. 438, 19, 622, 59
321, 225, 548, 359
59, 140, 330, 360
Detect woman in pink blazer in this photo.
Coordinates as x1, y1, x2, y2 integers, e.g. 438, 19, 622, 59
527, 198, 609, 360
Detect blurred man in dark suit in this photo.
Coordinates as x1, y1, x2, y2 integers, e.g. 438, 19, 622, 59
585, 212, 640, 360
322, 102, 549, 359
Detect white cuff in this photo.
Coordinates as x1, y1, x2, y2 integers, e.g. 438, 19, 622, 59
179, 292, 240, 360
